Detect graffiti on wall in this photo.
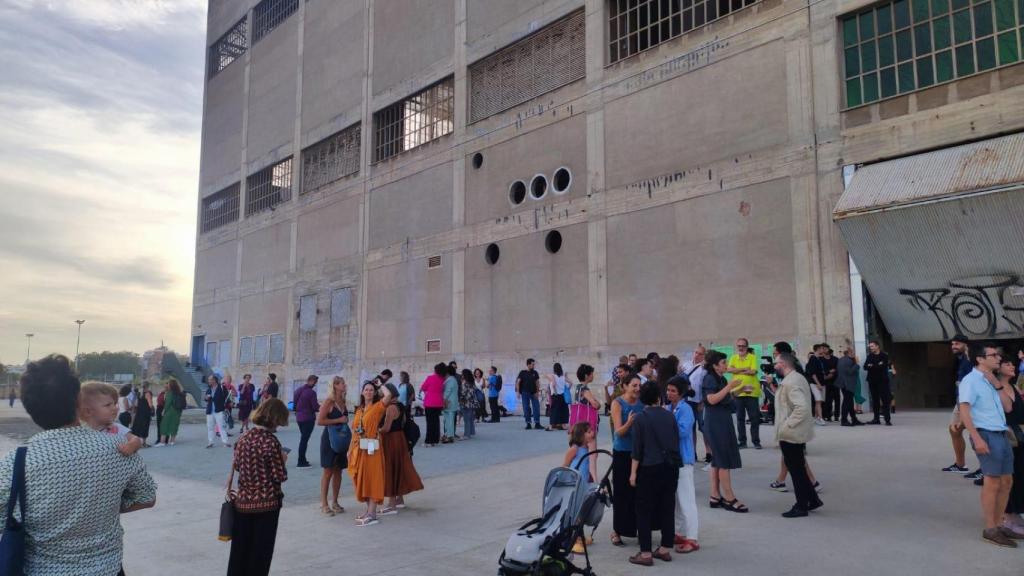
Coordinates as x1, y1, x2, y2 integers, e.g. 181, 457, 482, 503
899, 274, 1024, 340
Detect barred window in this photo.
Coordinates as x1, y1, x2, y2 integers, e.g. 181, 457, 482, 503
253, 0, 299, 44
301, 124, 360, 194
373, 78, 454, 163
254, 335, 269, 364
469, 10, 586, 123
608, 0, 759, 63
239, 336, 254, 365
269, 333, 285, 363
246, 158, 293, 216
841, 0, 1024, 108
200, 183, 240, 234
209, 17, 248, 78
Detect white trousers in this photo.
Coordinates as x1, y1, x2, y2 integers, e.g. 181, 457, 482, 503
206, 411, 229, 444
674, 464, 699, 539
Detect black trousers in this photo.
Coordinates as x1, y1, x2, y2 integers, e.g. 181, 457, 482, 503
488, 397, 501, 422
735, 396, 760, 445
780, 441, 817, 510
824, 384, 841, 420
297, 420, 315, 465
227, 508, 280, 576
868, 380, 892, 423
840, 389, 857, 423
425, 407, 442, 444
635, 463, 678, 552
611, 450, 637, 537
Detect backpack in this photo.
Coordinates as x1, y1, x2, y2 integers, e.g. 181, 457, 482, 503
494, 375, 503, 392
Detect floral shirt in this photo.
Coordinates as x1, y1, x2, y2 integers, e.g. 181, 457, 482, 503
233, 427, 288, 513
0, 426, 157, 576
459, 379, 479, 410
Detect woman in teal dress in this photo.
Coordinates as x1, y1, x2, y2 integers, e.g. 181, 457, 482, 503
442, 366, 459, 444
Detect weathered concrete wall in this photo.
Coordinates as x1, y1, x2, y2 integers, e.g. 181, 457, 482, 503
369, 162, 454, 250
372, 0, 454, 98
195, 239, 238, 293
240, 221, 291, 284
200, 61, 244, 190
364, 255, 453, 358
238, 288, 289, 337
296, 195, 361, 268
246, 15, 298, 166
300, 0, 365, 140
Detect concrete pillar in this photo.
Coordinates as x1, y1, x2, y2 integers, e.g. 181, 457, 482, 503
585, 0, 608, 354
451, 0, 467, 357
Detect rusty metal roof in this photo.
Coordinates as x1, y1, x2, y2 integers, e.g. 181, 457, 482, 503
834, 132, 1024, 220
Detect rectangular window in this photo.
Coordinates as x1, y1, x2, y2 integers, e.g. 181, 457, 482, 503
246, 158, 293, 216
299, 294, 317, 332
254, 335, 269, 364
840, 0, 1023, 108
200, 183, 240, 234
426, 339, 442, 353
253, 0, 299, 44
373, 78, 454, 163
468, 10, 586, 123
269, 333, 285, 364
301, 124, 360, 195
206, 341, 218, 367
608, 0, 760, 64
330, 287, 352, 328
239, 336, 254, 365
209, 17, 247, 78
219, 340, 232, 368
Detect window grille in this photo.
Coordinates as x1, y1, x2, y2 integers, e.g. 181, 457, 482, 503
269, 333, 285, 363
239, 336, 254, 364
301, 124, 360, 194
373, 78, 454, 163
254, 335, 269, 364
200, 183, 240, 233
253, 0, 299, 44
608, 0, 759, 64
427, 255, 442, 269
246, 158, 293, 216
468, 10, 586, 123
331, 288, 352, 327
840, 0, 1023, 108
209, 17, 247, 78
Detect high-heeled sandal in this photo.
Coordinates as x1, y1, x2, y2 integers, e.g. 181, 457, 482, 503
709, 496, 723, 509
721, 498, 749, 513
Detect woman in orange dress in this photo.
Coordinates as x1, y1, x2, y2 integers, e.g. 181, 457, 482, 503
348, 381, 386, 526
379, 383, 424, 515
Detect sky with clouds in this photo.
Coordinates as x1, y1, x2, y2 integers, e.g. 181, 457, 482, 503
0, 0, 207, 364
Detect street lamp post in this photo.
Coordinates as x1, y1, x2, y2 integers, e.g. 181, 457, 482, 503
25, 333, 33, 364
75, 320, 86, 370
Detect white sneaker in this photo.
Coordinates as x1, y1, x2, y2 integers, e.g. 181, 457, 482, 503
153, 443, 164, 448
814, 418, 827, 426
701, 462, 712, 472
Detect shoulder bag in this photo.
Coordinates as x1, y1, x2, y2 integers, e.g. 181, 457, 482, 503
569, 385, 599, 429
218, 456, 237, 542
327, 403, 352, 453
0, 447, 27, 575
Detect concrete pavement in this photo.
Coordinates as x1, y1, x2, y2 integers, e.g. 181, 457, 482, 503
0, 405, 1018, 575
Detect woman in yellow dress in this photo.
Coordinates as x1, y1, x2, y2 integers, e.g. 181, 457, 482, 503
348, 381, 386, 526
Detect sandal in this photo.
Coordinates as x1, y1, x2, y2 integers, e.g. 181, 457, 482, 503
355, 515, 379, 527
652, 548, 672, 562
721, 498, 749, 513
675, 539, 699, 554
709, 496, 723, 509
628, 553, 653, 567
610, 533, 625, 547
320, 505, 335, 517
330, 503, 345, 514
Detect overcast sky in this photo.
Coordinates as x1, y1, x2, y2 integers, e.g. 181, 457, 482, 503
0, 0, 206, 364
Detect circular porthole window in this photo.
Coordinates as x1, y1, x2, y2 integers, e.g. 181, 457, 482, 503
552, 167, 572, 194
485, 243, 500, 265
509, 181, 527, 205
530, 174, 548, 200
472, 152, 484, 169
545, 230, 563, 254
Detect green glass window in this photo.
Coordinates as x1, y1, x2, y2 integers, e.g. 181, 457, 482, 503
840, 0, 1023, 108
935, 49, 955, 80
974, 2, 994, 36
997, 30, 1019, 63
934, 15, 952, 48
863, 39, 879, 71
977, 36, 997, 67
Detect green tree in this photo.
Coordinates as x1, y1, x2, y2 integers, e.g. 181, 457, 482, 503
76, 351, 141, 382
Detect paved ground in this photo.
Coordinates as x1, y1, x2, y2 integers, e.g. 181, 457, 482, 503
0, 404, 1019, 575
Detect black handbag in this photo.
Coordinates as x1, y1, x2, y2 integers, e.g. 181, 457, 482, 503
218, 457, 236, 542
0, 447, 27, 575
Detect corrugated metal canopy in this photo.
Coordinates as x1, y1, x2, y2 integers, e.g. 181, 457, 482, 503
834, 132, 1024, 220
834, 133, 1024, 342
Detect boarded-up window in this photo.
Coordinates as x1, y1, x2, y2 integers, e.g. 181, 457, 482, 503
206, 341, 218, 367
219, 340, 232, 368
269, 333, 285, 363
239, 336, 254, 364
299, 294, 317, 331
331, 288, 352, 327
301, 124, 360, 194
426, 339, 441, 353
468, 10, 586, 123
254, 335, 270, 364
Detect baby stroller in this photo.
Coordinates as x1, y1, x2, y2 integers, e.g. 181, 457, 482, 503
760, 376, 776, 425
498, 450, 613, 576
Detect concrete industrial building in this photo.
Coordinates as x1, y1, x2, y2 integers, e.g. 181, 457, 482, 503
192, 0, 1024, 405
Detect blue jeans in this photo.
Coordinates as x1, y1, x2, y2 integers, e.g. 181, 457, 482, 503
522, 393, 540, 426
